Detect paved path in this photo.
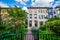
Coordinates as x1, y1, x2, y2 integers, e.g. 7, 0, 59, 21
26, 30, 34, 40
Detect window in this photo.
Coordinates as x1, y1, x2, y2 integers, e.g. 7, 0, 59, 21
43, 10, 47, 13
29, 10, 32, 13
54, 11, 56, 14
29, 14, 32, 19
58, 10, 60, 14
34, 14, 37, 19
25, 19, 28, 24
30, 17, 32, 19
29, 20, 32, 27
43, 10, 44, 13
38, 9, 41, 13
34, 20, 38, 27
39, 15, 40, 19
34, 14, 37, 17
35, 17, 37, 19
39, 15, 43, 19
38, 9, 42, 13
2, 10, 6, 13
45, 10, 47, 13
30, 14, 32, 16
54, 15, 56, 17
49, 10, 51, 12
40, 21, 43, 25
41, 15, 43, 19
44, 15, 48, 19
41, 10, 42, 13
34, 10, 37, 13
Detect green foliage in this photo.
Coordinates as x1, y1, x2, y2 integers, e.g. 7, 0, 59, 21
31, 29, 39, 34
39, 34, 60, 40
6, 6, 27, 32
47, 17, 60, 22
39, 17, 60, 40
40, 20, 60, 34
58, 8, 60, 10
0, 6, 28, 40
7, 6, 27, 21
0, 24, 28, 40
0, 29, 28, 40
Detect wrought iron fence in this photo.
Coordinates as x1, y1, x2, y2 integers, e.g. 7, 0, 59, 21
39, 33, 60, 40
0, 33, 60, 40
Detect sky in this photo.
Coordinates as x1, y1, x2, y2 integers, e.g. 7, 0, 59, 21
0, 0, 60, 10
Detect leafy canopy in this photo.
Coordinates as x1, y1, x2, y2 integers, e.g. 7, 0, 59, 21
40, 17, 60, 33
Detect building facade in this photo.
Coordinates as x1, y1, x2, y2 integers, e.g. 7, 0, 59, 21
27, 7, 53, 29
0, 7, 53, 29
55, 6, 60, 17
0, 8, 10, 21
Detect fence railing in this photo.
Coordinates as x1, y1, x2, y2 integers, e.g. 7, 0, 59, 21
0, 33, 60, 40
39, 34, 60, 40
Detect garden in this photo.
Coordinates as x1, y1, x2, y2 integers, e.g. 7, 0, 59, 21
0, 6, 28, 40
0, 6, 60, 40
32, 17, 60, 40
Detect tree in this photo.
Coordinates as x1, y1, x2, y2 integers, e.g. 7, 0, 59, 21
0, 7, 1, 21
4, 6, 27, 40
0, 7, 1, 26
0, 6, 28, 40
40, 17, 60, 34
0, 7, 5, 33
7, 6, 27, 27
46, 17, 60, 22
7, 6, 27, 32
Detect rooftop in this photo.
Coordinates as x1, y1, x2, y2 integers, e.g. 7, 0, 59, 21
27, 7, 53, 9
55, 6, 60, 8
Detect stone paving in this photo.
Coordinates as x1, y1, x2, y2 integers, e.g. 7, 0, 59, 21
26, 30, 34, 40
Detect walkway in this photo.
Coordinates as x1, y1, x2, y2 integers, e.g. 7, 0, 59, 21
26, 30, 34, 40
